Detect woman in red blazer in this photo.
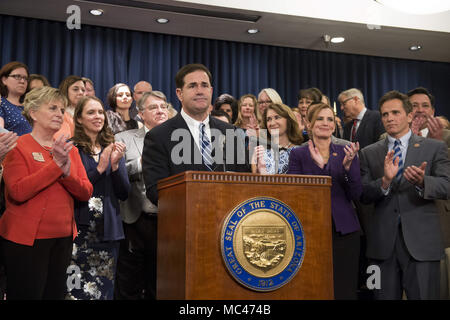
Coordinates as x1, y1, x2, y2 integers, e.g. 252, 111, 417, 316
0, 86, 93, 299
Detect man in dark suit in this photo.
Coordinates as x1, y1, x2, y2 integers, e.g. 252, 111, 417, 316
338, 88, 385, 299
143, 63, 249, 205
360, 90, 450, 299
339, 88, 385, 149
408, 87, 450, 299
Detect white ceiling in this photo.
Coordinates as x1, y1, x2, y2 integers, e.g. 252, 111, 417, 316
1, 0, 449, 62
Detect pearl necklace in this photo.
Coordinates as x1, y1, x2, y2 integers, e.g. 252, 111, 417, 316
30, 133, 53, 154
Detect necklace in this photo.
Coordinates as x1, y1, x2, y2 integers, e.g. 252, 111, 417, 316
279, 142, 292, 151
30, 133, 53, 154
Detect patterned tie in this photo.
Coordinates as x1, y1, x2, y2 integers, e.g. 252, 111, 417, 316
393, 139, 404, 181
351, 119, 358, 142
199, 123, 214, 171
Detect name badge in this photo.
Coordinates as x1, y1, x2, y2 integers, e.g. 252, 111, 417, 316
32, 152, 45, 162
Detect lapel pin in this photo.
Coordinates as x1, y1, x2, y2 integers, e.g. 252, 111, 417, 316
332, 152, 337, 157
32, 152, 45, 162
414, 143, 420, 147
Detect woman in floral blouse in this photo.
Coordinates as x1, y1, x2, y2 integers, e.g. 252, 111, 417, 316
67, 96, 130, 300
252, 103, 303, 174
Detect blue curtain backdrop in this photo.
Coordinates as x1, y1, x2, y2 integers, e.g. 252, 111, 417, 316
1, 14, 449, 118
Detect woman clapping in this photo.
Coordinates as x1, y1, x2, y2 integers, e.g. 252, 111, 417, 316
68, 96, 130, 300
0, 87, 92, 299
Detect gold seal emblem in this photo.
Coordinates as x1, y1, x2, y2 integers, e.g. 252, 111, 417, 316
234, 210, 294, 278
221, 197, 305, 291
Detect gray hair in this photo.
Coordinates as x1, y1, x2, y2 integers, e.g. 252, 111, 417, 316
338, 88, 365, 105
137, 91, 167, 112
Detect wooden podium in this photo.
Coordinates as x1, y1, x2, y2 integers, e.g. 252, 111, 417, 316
156, 171, 333, 299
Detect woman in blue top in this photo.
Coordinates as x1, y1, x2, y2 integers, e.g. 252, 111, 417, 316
0, 61, 32, 135
67, 96, 130, 300
252, 103, 303, 174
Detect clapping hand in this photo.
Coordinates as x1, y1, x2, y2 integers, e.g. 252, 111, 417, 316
382, 150, 399, 188
411, 114, 427, 135
251, 145, 268, 174
97, 143, 113, 174
427, 116, 443, 140
0, 131, 18, 162
52, 134, 73, 177
404, 162, 427, 188
343, 142, 359, 171
245, 113, 260, 137
308, 140, 325, 169
110, 142, 126, 171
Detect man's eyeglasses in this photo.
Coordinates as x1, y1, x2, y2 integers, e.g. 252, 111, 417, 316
340, 97, 353, 106
146, 104, 169, 111
8, 74, 28, 82
257, 100, 271, 105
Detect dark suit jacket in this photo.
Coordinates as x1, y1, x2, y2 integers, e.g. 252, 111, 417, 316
360, 134, 450, 261
344, 108, 385, 149
287, 143, 362, 235
143, 113, 250, 204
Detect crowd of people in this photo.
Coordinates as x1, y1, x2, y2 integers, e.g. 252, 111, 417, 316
0, 60, 448, 300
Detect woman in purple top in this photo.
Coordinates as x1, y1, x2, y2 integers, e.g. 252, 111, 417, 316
287, 103, 362, 300
0, 61, 32, 136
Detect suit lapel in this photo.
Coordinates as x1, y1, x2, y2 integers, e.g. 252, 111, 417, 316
132, 127, 146, 157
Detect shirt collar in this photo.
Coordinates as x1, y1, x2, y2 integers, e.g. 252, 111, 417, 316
180, 108, 209, 128
355, 107, 367, 121
387, 129, 412, 146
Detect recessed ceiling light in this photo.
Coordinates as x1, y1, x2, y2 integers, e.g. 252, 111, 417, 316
330, 37, 345, 43
90, 9, 103, 16
409, 45, 422, 51
156, 18, 169, 24
247, 28, 259, 34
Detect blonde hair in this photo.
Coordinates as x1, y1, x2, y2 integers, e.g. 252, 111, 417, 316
259, 88, 283, 104
23, 87, 67, 126
234, 94, 261, 128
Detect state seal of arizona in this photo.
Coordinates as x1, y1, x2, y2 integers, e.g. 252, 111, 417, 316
220, 197, 305, 291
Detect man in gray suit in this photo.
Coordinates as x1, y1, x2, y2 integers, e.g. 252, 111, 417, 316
114, 91, 169, 300
360, 90, 450, 299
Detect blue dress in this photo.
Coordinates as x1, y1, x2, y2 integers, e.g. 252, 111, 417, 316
66, 147, 130, 300
0, 97, 32, 135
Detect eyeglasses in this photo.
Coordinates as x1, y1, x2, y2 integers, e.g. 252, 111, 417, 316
257, 100, 271, 105
340, 97, 353, 106
145, 104, 169, 111
8, 74, 28, 82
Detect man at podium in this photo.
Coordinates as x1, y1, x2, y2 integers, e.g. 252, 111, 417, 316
142, 63, 250, 205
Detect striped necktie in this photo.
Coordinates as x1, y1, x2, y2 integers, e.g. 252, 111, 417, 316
393, 139, 404, 181
351, 119, 358, 142
199, 123, 214, 171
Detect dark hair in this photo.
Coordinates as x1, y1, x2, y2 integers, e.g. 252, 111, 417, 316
211, 109, 231, 123
58, 75, 84, 107
214, 93, 238, 123
28, 74, 50, 90
407, 87, 435, 108
107, 83, 131, 112
0, 61, 30, 101
378, 90, 412, 114
261, 103, 304, 146
297, 88, 322, 103
175, 63, 212, 89
72, 96, 115, 154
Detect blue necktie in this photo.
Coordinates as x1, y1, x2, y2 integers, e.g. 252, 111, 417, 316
199, 123, 214, 171
393, 140, 403, 181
